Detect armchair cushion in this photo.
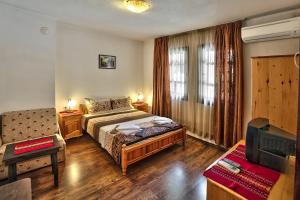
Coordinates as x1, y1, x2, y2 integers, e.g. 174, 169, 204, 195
1, 108, 58, 144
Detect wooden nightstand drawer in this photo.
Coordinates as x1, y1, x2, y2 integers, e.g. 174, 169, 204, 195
58, 111, 83, 140
64, 116, 81, 125
65, 120, 81, 135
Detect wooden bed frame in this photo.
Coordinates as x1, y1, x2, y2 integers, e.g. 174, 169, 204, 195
80, 103, 186, 175
121, 127, 186, 175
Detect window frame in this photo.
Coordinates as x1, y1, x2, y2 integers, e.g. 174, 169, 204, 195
169, 46, 189, 101
197, 43, 215, 105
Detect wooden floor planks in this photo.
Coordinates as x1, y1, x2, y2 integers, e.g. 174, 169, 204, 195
0, 134, 224, 200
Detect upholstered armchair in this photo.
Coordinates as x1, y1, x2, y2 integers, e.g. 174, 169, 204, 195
0, 108, 66, 180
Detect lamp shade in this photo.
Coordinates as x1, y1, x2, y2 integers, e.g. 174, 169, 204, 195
67, 99, 76, 110
137, 93, 144, 102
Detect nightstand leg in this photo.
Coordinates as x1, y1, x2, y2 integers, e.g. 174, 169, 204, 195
8, 163, 17, 182
51, 153, 59, 187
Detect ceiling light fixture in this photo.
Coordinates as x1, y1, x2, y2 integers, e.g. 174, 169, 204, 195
124, 0, 152, 13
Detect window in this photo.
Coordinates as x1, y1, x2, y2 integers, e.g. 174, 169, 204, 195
169, 47, 188, 100
198, 44, 215, 105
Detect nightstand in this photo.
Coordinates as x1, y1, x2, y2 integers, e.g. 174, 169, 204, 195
132, 102, 149, 112
58, 110, 83, 140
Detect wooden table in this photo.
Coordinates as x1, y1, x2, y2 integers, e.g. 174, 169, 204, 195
206, 140, 295, 200
0, 178, 32, 200
2, 136, 60, 187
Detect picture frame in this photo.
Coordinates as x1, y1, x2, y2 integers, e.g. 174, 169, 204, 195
99, 54, 116, 69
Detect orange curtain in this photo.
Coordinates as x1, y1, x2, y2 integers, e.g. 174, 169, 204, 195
152, 37, 171, 117
214, 21, 243, 148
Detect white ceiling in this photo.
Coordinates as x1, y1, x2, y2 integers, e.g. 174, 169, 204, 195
0, 0, 299, 41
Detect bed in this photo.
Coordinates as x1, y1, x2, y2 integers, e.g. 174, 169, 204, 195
80, 102, 186, 175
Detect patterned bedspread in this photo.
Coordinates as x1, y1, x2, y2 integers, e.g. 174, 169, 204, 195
84, 110, 182, 165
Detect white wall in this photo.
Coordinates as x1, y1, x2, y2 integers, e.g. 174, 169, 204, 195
243, 38, 299, 135
0, 4, 145, 113
55, 23, 144, 110
0, 4, 56, 113
143, 39, 154, 107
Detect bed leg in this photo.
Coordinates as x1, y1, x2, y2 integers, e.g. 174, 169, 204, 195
121, 144, 127, 176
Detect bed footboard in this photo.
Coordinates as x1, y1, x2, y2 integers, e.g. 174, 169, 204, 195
121, 127, 186, 175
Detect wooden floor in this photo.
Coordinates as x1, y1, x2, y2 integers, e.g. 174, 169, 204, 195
1, 134, 224, 200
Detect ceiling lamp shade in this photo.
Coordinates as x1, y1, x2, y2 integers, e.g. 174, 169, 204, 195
124, 0, 152, 13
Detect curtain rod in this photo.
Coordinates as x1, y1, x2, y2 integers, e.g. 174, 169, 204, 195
168, 25, 217, 38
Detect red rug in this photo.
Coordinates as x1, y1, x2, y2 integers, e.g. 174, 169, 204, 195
14, 137, 54, 155
204, 145, 280, 200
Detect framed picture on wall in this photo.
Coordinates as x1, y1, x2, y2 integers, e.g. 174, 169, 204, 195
99, 55, 116, 69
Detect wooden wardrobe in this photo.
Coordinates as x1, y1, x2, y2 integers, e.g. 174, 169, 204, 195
252, 55, 299, 135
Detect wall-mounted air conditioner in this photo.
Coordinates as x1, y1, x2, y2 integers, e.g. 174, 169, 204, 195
242, 17, 300, 43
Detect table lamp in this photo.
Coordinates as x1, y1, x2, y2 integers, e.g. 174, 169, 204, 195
66, 98, 76, 112
137, 93, 144, 103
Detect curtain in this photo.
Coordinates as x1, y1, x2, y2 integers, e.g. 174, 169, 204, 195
214, 21, 243, 148
169, 28, 215, 142
152, 37, 171, 117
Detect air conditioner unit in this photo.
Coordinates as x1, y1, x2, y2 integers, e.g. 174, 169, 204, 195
242, 17, 300, 43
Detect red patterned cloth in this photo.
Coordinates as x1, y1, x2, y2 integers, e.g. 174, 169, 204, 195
204, 145, 280, 200
14, 137, 54, 155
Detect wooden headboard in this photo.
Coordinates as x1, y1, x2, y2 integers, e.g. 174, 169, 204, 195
251, 55, 299, 135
